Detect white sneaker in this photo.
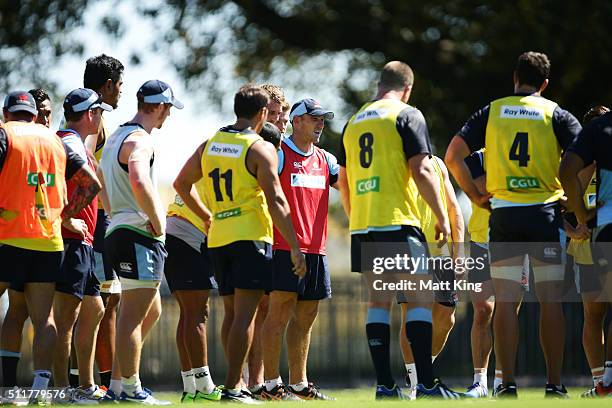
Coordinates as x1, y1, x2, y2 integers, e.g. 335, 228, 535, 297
52, 387, 76, 404
72, 385, 106, 405
1, 387, 29, 406
465, 382, 488, 398
120, 390, 171, 405
407, 386, 417, 400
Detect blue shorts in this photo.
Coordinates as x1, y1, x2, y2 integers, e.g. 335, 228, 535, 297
0, 244, 61, 286
164, 234, 217, 292
209, 241, 272, 296
104, 228, 167, 281
57, 239, 101, 299
92, 210, 118, 282
271, 250, 331, 301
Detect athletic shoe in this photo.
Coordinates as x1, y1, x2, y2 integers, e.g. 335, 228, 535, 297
99, 389, 119, 404
220, 388, 262, 404
180, 392, 195, 403
72, 385, 106, 405
2, 387, 29, 406
52, 387, 76, 404
288, 383, 335, 400
581, 381, 612, 397
119, 390, 171, 405
464, 382, 488, 398
545, 384, 569, 399
260, 384, 302, 401
374, 385, 403, 400
415, 380, 461, 399
194, 387, 222, 402
494, 383, 518, 399
248, 386, 264, 400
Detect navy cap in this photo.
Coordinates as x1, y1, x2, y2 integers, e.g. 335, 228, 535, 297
137, 80, 184, 109
63, 88, 113, 115
3, 91, 38, 115
289, 98, 334, 122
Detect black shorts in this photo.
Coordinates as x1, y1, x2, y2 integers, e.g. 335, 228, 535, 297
104, 228, 167, 281
271, 250, 331, 301
209, 240, 273, 296
489, 202, 563, 264
164, 234, 217, 292
92, 210, 117, 282
468, 242, 491, 283
576, 263, 603, 294
0, 244, 61, 286
433, 260, 457, 307
57, 239, 100, 299
350, 225, 429, 273
593, 224, 612, 272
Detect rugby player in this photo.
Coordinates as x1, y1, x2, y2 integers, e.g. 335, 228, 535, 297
560, 106, 612, 397
445, 51, 582, 398
174, 84, 306, 403
261, 98, 337, 401
338, 61, 460, 399
30, 88, 52, 128
99, 80, 182, 405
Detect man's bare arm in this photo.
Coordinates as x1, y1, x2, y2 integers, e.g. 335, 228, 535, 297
439, 160, 465, 258
62, 164, 101, 219
560, 151, 592, 224
174, 144, 212, 226
338, 167, 350, 217
445, 135, 491, 210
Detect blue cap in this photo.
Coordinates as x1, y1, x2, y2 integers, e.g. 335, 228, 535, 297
3, 91, 38, 115
137, 80, 184, 109
289, 98, 334, 122
63, 88, 113, 115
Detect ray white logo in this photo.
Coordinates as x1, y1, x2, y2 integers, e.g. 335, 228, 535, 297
208, 142, 243, 158
352, 108, 387, 124
500, 105, 544, 120
291, 173, 326, 189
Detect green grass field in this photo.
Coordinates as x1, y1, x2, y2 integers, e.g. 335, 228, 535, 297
152, 388, 609, 406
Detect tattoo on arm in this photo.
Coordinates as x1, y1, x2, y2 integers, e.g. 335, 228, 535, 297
62, 165, 101, 219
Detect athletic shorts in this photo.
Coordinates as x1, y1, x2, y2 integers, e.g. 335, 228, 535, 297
164, 234, 217, 292
468, 242, 491, 283
0, 244, 61, 286
271, 250, 331, 301
396, 259, 457, 307
57, 239, 100, 299
593, 224, 612, 272
575, 263, 602, 294
350, 225, 429, 273
104, 228, 167, 282
209, 240, 273, 296
92, 210, 118, 284
489, 202, 563, 264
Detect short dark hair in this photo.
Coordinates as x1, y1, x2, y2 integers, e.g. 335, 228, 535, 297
84, 54, 124, 91
64, 110, 87, 123
234, 85, 269, 119
379, 61, 414, 91
583, 105, 610, 124
515, 52, 550, 88
28, 88, 50, 109
259, 122, 282, 149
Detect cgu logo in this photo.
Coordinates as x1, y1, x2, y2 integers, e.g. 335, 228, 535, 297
356, 176, 380, 195
293, 161, 304, 169
27, 172, 55, 187
506, 176, 540, 190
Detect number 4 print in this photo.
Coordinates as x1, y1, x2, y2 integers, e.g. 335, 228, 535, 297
509, 132, 530, 166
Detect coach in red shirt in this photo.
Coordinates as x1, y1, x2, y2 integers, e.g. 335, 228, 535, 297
261, 99, 337, 401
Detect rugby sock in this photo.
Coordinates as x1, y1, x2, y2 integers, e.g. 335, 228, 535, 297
405, 363, 417, 387
493, 370, 503, 391
365, 308, 394, 389
405, 307, 434, 388
181, 370, 196, 394
591, 366, 604, 386
474, 369, 487, 388
290, 382, 308, 392
121, 374, 142, 395
1, 351, 20, 387
32, 370, 51, 391
603, 361, 612, 387
69, 369, 79, 387
109, 379, 122, 395
264, 376, 282, 392
99, 370, 112, 388
194, 366, 215, 394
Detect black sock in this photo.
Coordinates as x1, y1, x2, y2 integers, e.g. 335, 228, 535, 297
405, 321, 434, 388
366, 323, 394, 389
2, 356, 19, 387
69, 373, 79, 387
99, 371, 111, 388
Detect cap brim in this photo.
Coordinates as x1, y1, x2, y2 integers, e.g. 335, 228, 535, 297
7, 105, 38, 116
91, 102, 113, 112
170, 97, 184, 109
310, 110, 334, 120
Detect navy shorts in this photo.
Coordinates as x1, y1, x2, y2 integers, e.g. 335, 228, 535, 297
164, 234, 217, 292
0, 244, 61, 286
593, 224, 612, 273
57, 239, 101, 299
92, 210, 118, 282
350, 225, 429, 273
104, 228, 167, 281
489, 202, 563, 264
209, 241, 273, 296
271, 250, 331, 301
468, 242, 491, 283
